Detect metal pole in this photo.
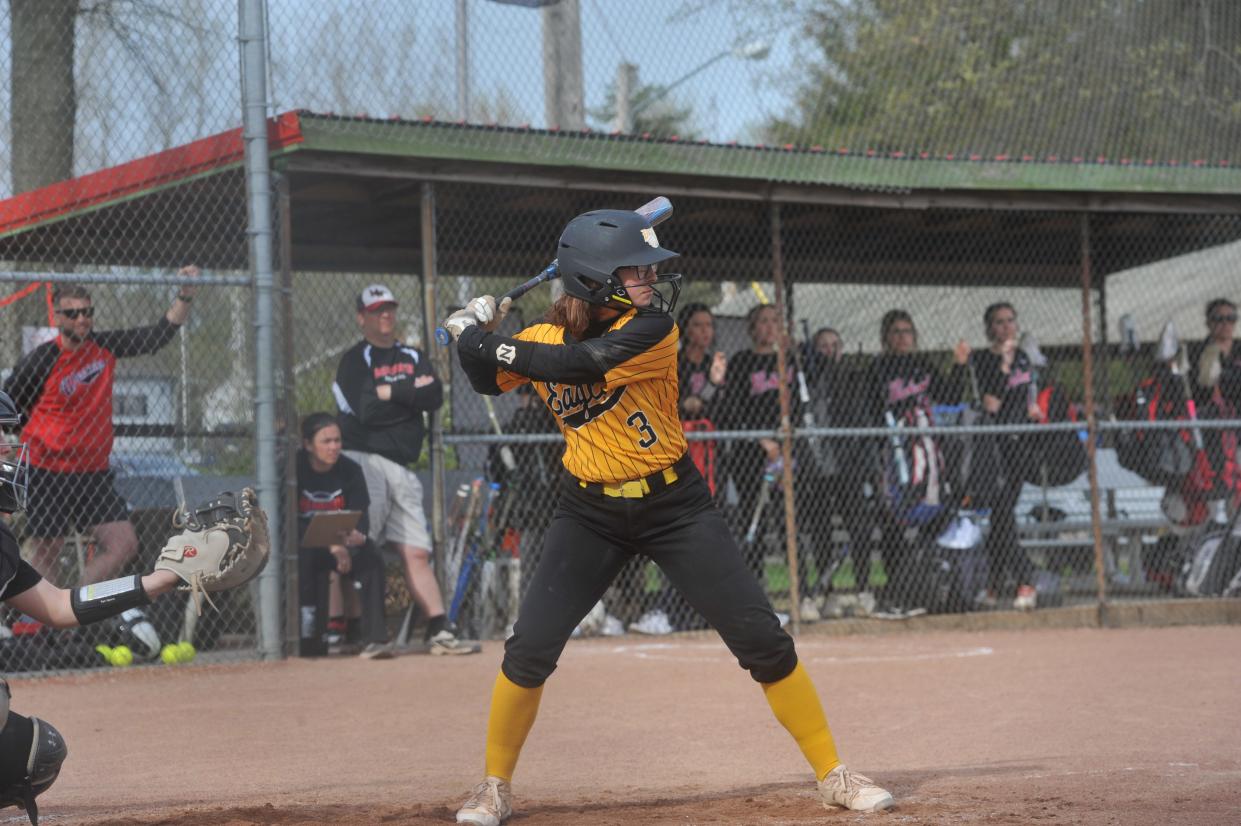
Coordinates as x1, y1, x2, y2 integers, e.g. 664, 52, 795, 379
615, 62, 636, 133
1079, 214, 1108, 619
455, 0, 469, 120
277, 171, 300, 657
540, 0, 584, 129
769, 202, 802, 634
421, 183, 448, 590
239, 0, 282, 659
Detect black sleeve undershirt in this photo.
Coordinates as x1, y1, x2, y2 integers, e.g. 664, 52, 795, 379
456, 313, 672, 391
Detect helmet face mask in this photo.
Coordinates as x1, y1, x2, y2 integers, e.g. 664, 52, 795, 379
574, 269, 683, 316
0, 391, 28, 513
557, 208, 682, 316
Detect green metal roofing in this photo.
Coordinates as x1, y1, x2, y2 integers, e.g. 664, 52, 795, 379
296, 112, 1241, 196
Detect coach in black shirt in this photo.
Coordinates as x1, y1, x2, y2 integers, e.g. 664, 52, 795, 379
332, 284, 475, 656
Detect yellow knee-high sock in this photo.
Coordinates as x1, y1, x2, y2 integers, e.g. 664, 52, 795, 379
761, 661, 841, 781
484, 670, 544, 782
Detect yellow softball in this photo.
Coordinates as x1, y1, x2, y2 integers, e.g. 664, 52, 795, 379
176, 642, 197, 663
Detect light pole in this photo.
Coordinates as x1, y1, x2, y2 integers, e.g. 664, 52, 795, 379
618, 39, 770, 132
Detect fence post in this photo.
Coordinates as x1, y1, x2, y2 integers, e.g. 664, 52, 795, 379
421, 182, 448, 585
1079, 214, 1108, 620
240, 0, 282, 659
769, 201, 802, 634
277, 170, 300, 656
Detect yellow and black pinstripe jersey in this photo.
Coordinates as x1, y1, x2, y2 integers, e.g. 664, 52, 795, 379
456, 310, 687, 483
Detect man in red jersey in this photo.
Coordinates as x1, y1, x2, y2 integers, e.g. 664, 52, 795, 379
3, 268, 198, 593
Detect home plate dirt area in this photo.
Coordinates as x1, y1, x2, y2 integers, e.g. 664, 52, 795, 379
15, 625, 1240, 825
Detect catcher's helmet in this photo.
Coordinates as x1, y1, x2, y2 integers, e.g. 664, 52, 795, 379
0, 679, 67, 826
557, 209, 682, 314
0, 391, 28, 514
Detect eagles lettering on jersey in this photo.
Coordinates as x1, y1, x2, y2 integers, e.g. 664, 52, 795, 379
458, 311, 688, 484
545, 382, 626, 428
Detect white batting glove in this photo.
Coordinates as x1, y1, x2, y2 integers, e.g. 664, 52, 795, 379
469, 295, 512, 333
443, 306, 479, 341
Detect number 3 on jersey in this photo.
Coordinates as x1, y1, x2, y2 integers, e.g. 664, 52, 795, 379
626, 410, 659, 449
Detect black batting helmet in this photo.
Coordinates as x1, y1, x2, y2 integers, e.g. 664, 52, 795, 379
557, 209, 682, 314
0, 391, 29, 514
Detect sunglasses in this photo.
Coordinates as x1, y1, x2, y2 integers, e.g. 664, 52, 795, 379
57, 307, 95, 319
1210, 314, 1238, 324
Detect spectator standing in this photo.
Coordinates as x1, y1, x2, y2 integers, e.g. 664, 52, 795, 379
3, 270, 198, 654
805, 327, 875, 611
969, 302, 1041, 610
719, 304, 830, 621
295, 412, 389, 658
677, 302, 728, 425
333, 284, 477, 656
861, 310, 969, 618
1189, 298, 1241, 508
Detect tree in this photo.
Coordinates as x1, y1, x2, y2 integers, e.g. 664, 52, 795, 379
9, 0, 77, 195
761, 0, 1241, 161
589, 72, 699, 139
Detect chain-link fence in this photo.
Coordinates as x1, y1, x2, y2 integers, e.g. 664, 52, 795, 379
2, 1, 1241, 673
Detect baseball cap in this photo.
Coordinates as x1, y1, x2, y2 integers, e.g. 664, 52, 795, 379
357, 284, 398, 311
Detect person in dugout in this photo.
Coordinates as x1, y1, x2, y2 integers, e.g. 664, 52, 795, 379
861, 309, 969, 619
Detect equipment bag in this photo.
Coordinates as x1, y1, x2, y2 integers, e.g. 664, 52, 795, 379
1114, 372, 1198, 485
1178, 519, 1241, 597
884, 405, 948, 526
682, 418, 718, 497
1020, 385, 1087, 486
927, 515, 989, 614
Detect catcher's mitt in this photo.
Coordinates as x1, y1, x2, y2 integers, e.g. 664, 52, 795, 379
154, 488, 270, 614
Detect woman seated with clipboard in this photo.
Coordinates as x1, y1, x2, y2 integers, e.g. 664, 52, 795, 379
297, 412, 389, 657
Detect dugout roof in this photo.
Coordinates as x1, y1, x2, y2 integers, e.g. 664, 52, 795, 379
2, 110, 1240, 288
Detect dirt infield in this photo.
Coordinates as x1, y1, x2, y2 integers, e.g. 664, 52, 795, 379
10, 624, 1239, 825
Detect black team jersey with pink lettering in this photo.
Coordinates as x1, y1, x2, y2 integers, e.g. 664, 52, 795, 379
862, 353, 966, 425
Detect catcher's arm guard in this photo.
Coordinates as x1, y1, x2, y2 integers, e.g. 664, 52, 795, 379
153, 488, 270, 615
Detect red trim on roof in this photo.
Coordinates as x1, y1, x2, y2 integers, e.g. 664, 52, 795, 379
0, 111, 303, 235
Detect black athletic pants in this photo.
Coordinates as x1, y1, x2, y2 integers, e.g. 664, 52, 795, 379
502, 456, 798, 687
985, 477, 1036, 593
298, 543, 386, 656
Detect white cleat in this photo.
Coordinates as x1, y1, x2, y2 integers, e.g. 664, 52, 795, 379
456, 776, 512, 825
629, 610, 674, 635
818, 764, 894, 812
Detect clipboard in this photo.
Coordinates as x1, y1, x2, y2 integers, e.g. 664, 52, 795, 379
301, 510, 362, 547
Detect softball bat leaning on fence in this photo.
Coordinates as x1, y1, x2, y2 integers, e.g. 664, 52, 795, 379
433, 196, 674, 346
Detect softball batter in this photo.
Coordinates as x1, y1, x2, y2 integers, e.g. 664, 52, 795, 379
441, 208, 893, 824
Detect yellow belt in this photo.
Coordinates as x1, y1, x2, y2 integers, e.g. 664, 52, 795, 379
580, 466, 679, 499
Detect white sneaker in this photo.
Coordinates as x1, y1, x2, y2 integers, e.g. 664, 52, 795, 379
818, 764, 893, 812
856, 591, 877, 616
799, 596, 822, 623
573, 600, 607, 637
629, 610, 673, 635
1013, 584, 1038, 611
359, 642, 394, 660
601, 614, 626, 637
457, 776, 512, 825
429, 629, 481, 656
118, 607, 162, 660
